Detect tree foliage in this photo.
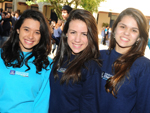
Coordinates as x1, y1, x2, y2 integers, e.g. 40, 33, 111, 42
81, 0, 105, 13
26, 0, 105, 19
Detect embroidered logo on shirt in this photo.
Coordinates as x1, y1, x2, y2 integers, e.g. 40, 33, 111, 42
57, 68, 66, 73
10, 70, 15, 75
101, 71, 113, 80
10, 70, 29, 77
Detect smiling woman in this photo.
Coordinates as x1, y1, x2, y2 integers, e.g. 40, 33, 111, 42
99, 8, 150, 113
114, 15, 140, 54
17, 18, 41, 52
66, 19, 88, 54
49, 9, 102, 113
0, 9, 53, 113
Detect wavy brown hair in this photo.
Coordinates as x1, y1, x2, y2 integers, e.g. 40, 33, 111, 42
1, 9, 52, 74
52, 9, 101, 84
105, 8, 148, 97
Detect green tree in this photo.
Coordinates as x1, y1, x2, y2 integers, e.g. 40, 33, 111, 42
26, 0, 105, 19
81, 0, 105, 13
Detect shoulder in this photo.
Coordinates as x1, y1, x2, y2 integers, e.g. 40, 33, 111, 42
58, 27, 62, 32
83, 60, 101, 76
100, 49, 109, 54
133, 56, 150, 67
99, 49, 110, 58
48, 56, 53, 68
131, 56, 150, 76
48, 56, 53, 63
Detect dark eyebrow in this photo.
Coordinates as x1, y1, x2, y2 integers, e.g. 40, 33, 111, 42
23, 26, 40, 32
81, 32, 87, 34
69, 29, 87, 33
119, 23, 139, 30
22, 26, 29, 29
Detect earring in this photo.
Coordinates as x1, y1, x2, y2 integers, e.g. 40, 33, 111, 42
136, 38, 140, 45
113, 33, 115, 39
136, 41, 138, 45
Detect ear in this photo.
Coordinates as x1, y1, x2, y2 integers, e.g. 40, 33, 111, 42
66, 33, 68, 37
17, 29, 19, 34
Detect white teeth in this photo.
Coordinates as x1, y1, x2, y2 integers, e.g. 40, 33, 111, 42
74, 44, 81, 47
121, 37, 128, 41
25, 40, 33, 44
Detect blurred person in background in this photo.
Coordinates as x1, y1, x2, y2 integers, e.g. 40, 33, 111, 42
0, 12, 11, 47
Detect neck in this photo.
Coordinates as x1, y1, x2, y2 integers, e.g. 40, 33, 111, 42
115, 44, 130, 54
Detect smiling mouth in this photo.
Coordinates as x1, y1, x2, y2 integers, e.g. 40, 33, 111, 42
19, 40, 33, 51
73, 43, 82, 48
25, 39, 33, 44
120, 37, 129, 42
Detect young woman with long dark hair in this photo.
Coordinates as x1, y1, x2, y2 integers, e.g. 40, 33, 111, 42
49, 9, 102, 113
100, 8, 150, 113
0, 9, 52, 113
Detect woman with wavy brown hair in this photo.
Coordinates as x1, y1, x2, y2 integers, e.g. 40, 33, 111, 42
100, 8, 150, 113
49, 9, 102, 113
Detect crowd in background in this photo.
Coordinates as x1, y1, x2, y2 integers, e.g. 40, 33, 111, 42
100, 26, 111, 46
0, 8, 20, 47
0, 6, 70, 54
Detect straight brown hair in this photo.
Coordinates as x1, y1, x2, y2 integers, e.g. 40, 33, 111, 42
105, 8, 148, 97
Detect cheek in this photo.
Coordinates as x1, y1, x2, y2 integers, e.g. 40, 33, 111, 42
18, 33, 22, 40
115, 28, 122, 36
83, 38, 88, 46
132, 34, 139, 42
67, 37, 71, 45
37, 36, 41, 42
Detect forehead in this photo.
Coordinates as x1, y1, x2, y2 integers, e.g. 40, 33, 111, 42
21, 18, 40, 29
62, 10, 68, 13
69, 19, 87, 31
119, 15, 138, 27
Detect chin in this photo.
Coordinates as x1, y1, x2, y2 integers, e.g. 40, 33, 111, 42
73, 50, 83, 54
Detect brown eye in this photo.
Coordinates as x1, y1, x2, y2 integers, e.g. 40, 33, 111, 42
120, 26, 125, 28
24, 29, 29, 31
132, 30, 137, 32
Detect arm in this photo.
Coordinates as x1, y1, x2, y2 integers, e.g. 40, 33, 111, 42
79, 61, 101, 113
33, 58, 53, 113
60, 22, 64, 31
136, 59, 150, 113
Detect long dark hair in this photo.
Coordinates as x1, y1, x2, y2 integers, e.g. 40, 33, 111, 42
52, 9, 101, 84
1, 9, 52, 74
105, 8, 148, 97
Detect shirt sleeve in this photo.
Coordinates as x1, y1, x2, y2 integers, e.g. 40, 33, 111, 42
32, 58, 53, 113
79, 61, 101, 113
136, 60, 150, 113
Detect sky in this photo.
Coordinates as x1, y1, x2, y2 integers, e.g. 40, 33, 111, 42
99, 0, 150, 16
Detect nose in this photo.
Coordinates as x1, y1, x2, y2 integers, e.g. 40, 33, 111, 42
124, 28, 130, 36
74, 34, 81, 42
28, 32, 34, 39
